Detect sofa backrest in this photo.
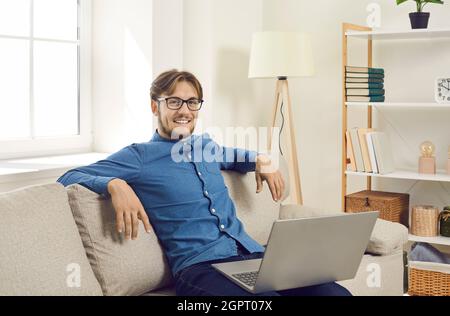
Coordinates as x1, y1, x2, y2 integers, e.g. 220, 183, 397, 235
0, 156, 289, 296
66, 155, 290, 295
0, 183, 103, 296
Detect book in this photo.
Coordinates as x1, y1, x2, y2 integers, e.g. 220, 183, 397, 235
346, 66, 384, 74
346, 131, 357, 172
346, 72, 385, 79
346, 78, 384, 83
345, 83, 384, 89
357, 128, 375, 173
366, 132, 379, 174
350, 128, 365, 172
347, 96, 385, 102
370, 132, 395, 175
346, 89, 385, 96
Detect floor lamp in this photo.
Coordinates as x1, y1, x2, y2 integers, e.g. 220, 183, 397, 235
248, 32, 314, 205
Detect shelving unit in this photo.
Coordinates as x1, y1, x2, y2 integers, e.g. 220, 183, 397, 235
346, 102, 450, 108
345, 28, 450, 40
341, 23, 450, 247
408, 234, 450, 247
346, 170, 450, 183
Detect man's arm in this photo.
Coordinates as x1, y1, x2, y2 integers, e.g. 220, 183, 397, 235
215, 142, 285, 202
219, 146, 258, 173
57, 144, 142, 195
57, 144, 151, 240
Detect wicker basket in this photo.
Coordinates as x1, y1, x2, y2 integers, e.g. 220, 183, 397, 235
408, 261, 450, 296
345, 190, 409, 226
410, 205, 440, 237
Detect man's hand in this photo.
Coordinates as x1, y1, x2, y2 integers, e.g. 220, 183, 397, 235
255, 155, 285, 202
107, 179, 152, 240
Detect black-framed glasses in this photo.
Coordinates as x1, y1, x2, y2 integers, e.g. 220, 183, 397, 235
156, 97, 204, 111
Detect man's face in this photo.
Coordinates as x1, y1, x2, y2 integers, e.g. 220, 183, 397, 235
152, 81, 200, 139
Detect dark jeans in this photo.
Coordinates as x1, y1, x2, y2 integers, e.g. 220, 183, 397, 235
175, 248, 352, 296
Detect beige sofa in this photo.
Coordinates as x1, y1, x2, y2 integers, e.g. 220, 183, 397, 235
0, 160, 408, 296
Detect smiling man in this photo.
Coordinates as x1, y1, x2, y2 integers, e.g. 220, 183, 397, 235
57, 69, 350, 296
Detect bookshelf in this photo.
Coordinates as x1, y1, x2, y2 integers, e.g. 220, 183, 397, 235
346, 102, 450, 108
345, 28, 450, 40
346, 170, 450, 183
341, 23, 450, 247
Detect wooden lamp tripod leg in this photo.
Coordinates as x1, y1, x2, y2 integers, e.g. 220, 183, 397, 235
268, 79, 303, 205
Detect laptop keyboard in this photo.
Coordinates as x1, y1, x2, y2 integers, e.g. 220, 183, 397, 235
232, 271, 259, 287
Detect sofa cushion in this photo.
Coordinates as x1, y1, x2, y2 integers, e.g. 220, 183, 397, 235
366, 219, 408, 256
0, 183, 103, 296
66, 184, 173, 296
279, 205, 408, 256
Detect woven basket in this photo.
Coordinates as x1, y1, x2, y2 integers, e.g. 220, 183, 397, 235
408, 262, 450, 296
345, 190, 409, 225
410, 205, 440, 237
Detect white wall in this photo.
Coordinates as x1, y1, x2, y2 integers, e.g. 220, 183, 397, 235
182, 0, 265, 137
5, 0, 449, 211
370, 1, 450, 214
90, 0, 450, 211
181, 0, 450, 212
92, 0, 154, 153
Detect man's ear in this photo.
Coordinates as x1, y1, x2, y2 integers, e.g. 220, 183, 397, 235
151, 100, 159, 117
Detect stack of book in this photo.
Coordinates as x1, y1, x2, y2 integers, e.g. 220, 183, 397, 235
345, 128, 395, 175
345, 66, 385, 102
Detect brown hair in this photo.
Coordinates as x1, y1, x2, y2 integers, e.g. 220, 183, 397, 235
150, 69, 203, 101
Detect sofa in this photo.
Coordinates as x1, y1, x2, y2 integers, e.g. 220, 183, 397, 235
0, 158, 408, 296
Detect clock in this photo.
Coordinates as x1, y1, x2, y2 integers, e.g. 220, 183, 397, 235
435, 77, 450, 104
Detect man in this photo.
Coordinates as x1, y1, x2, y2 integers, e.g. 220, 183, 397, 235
57, 69, 351, 296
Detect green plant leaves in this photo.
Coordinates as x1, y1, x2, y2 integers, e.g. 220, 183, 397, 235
396, 0, 444, 12
396, 0, 444, 5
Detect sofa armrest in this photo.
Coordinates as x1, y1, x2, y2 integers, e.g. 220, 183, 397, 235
279, 204, 409, 256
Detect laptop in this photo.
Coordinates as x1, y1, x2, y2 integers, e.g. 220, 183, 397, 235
212, 211, 379, 294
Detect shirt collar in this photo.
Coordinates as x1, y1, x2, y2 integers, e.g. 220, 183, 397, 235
150, 129, 195, 144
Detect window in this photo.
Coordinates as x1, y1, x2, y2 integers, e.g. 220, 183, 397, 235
0, 0, 92, 159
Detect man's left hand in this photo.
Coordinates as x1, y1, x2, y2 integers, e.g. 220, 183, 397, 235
255, 155, 285, 202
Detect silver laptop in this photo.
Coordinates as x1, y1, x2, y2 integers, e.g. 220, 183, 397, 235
212, 211, 379, 294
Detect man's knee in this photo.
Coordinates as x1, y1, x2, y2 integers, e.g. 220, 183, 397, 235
318, 282, 352, 296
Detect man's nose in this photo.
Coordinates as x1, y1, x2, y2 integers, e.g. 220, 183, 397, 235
177, 102, 191, 115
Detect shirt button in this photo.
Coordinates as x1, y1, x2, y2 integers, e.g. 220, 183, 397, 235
220, 225, 225, 230
204, 190, 209, 196
211, 208, 216, 213
198, 171, 202, 176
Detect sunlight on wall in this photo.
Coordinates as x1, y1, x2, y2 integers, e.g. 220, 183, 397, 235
124, 27, 153, 143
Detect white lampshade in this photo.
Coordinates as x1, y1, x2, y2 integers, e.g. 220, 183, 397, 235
248, 32, 314, 79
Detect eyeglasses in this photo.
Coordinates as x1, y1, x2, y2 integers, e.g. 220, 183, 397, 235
156, 97, 204, 111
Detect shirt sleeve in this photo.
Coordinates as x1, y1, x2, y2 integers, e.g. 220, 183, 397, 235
219, 146, 258, 173
56, 144, 143, 195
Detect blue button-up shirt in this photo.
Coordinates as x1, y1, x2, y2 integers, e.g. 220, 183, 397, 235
57, 131, 264, 276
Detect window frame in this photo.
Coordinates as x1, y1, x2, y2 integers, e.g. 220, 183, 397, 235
0, 0, 92, 160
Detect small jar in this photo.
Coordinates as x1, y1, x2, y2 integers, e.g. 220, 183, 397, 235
440, 207, 450, 237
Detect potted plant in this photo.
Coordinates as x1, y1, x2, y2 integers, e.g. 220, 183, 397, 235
396, 0, 444, 29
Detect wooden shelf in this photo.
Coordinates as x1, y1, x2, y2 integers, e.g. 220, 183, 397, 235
346, 102, 450, 108
408, 234, 450, 247
345, 170, 450, 183
346, 28, 450, 40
